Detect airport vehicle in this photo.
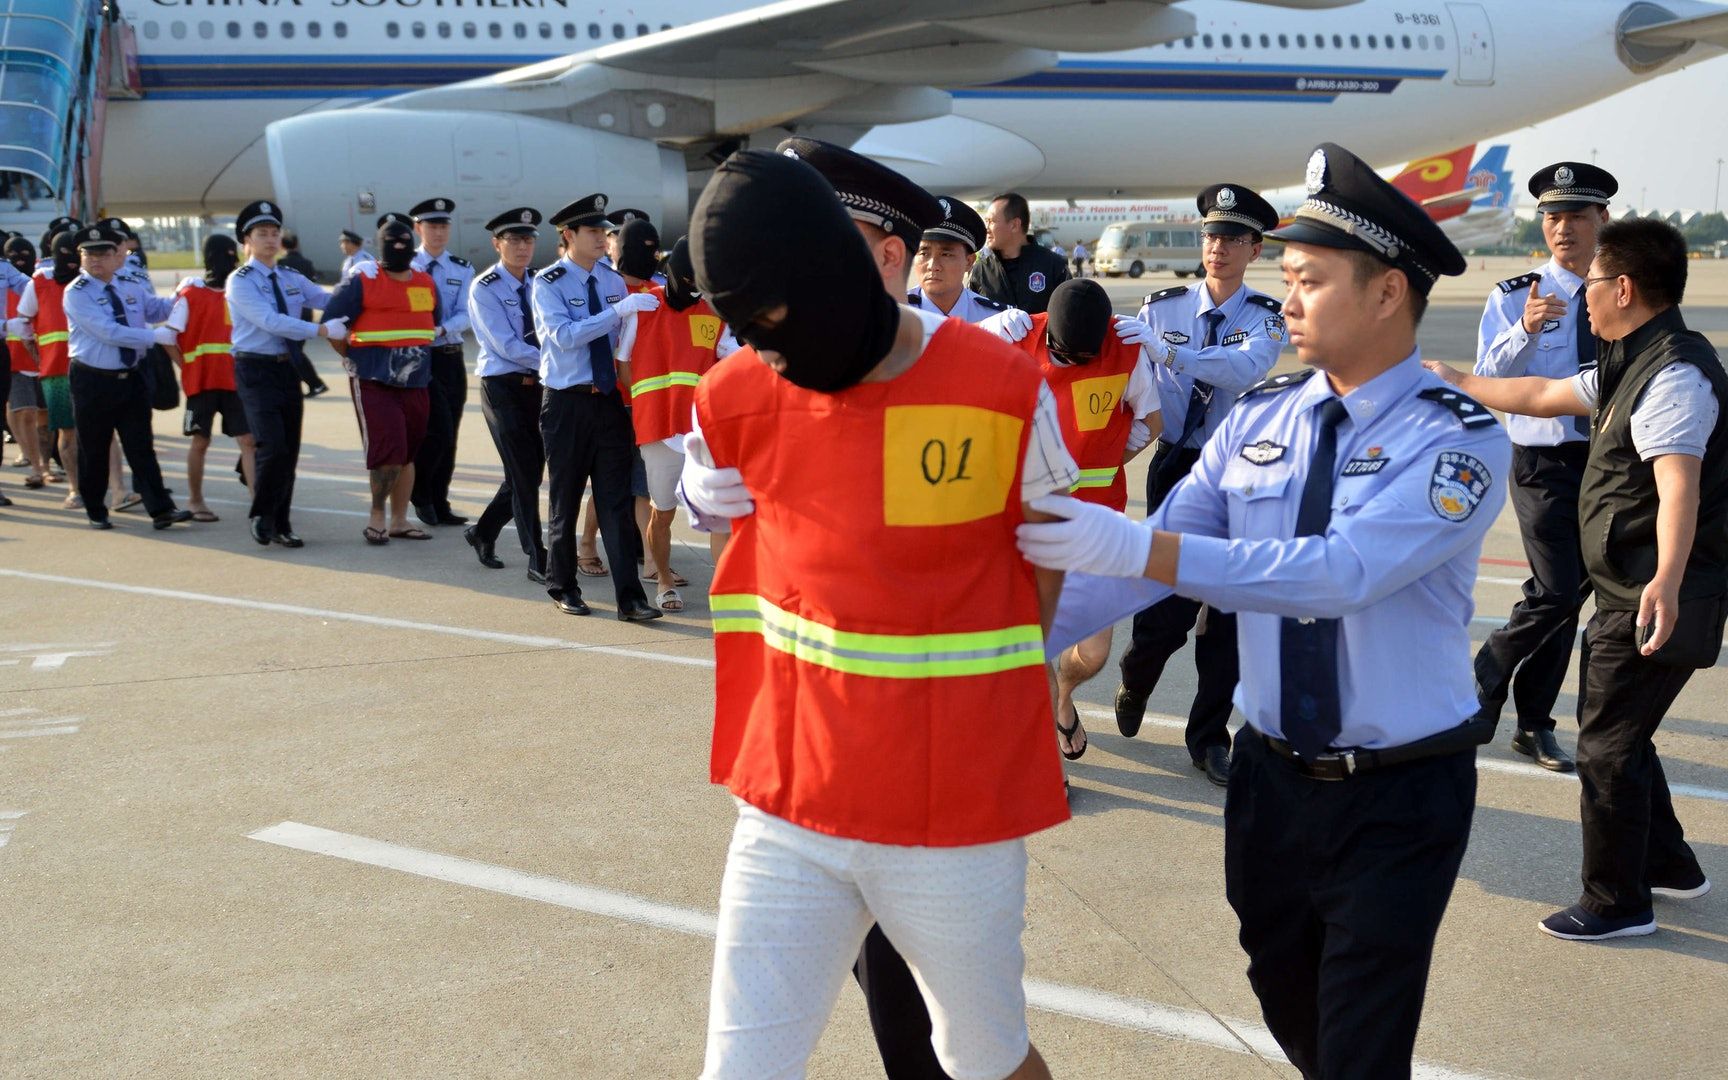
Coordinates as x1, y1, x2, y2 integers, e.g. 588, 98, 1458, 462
96, 0, 1728, 267
1092, 222, 1205, 279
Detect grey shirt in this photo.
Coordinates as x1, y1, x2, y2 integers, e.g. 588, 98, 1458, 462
1571, 362, 1720, 460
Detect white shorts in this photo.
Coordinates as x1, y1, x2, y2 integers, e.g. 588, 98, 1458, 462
701, 803, 1031, 1080
640, 437, 684, 512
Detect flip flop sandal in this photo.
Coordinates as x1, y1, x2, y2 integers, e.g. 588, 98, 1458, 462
656, 588, 684, 613
1057, 703, 1088, 762
642, 568, 691, 587
62, 494, 82, 510
577, 554, 608, 576
190, 510, 220, 523
363, 526, 390, 546
114, 493, 144, 512
389, 527, 433, 540
24, 474, 45, 489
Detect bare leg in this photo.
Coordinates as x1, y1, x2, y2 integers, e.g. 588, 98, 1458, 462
236, 433, 257, 490
709, 531, 729, 561
1054, 627, 1112, 758
368, 464, 399, 532
388, 463, 415, 532
579, 492, 600, 557
12, 407, 47, 480
58, 429, 79, 507
636, 495, 654, 575
649, 506, 679, 606
1005, 1046, 1053, 1080
186, 433, 211, 512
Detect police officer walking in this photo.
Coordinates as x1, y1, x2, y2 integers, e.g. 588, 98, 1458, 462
1023, 144, 1502, 1079
226, 199, 344, 547
1111, 183, 1285, 785
973, 193, 1068, 314
1468, 162, 1619, 772
408, 197, 475, 527
466, 207, 549, 583
338, 229, 373, 279
907, 196, 1026, 333
532, 194, 661, 621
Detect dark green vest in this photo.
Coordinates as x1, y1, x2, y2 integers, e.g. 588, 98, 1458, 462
1578, 307, 1728, 610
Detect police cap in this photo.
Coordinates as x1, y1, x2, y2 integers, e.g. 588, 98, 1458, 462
1529, 162, 1617, 214
75, 222, 126, 251
551, 194, 611, 230
44, 215, 80, 239
774, 136, 943, 247
604, 207, 650, 232
339, 229, 363, 245
98, 216, 135, 240
1197, 183, 1279, 237
486, 207, 542, 237
410, 197, 455, 223
922, 196, 987, 253
236, 199, 283, 236
1267, 142, 1466, 295
375, 211, 413, 231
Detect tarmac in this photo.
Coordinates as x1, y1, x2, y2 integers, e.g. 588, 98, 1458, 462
1, 257, 1726, 1079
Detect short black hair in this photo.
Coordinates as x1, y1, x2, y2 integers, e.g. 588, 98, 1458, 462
281, 230, 300, 250
1595, 218, 1687, 309
990, 192, 1030, 231
1345, 249, 1429, 326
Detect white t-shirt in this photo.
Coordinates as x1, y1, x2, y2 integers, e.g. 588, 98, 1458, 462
1570, 362, 1720, 460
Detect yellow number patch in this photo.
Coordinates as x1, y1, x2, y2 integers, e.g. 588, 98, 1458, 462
1070, 373, 1128, 433
406, 287, 435, 313
688, 314, 721, 349
882, 405, 1022, 527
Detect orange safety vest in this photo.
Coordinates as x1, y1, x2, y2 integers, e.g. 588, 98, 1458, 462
627, 285, 721, 445
348, 269, 437, 348
6, 290, 33, 374
174, 280, 235, 395
615, 278, 656, 407
1015, 313, 1142, 511
29, 273, 69, 378
697, 318, 1070, 847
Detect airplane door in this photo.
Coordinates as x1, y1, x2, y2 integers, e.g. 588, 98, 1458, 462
1447, 3, 1495, 86
455, 114, 522, 248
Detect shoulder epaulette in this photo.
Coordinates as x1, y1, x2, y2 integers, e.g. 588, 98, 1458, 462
69, 276, 89, 290
973, 294, 1006, 312
233, 264, 253, 278
1240, 369, 1316, 398
538, 265, 567, 284
1496, 272, 1540, 295
1418, 386, 1499, 428
448, 255, 471, 268
906, 290, 920, 305
1244, 293, 1282, 313
1143, 285, 1188, 306
477, 270, 499, 287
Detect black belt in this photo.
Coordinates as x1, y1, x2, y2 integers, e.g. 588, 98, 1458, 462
554, 383, 610, 395
234, 350, 291, 363
486, 372, 539, 387
71, 360, 137, 379
1257, 720, 1493, 781
432, 343, 465, 356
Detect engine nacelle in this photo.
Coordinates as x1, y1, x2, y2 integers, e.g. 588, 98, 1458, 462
265, 108, 687, 271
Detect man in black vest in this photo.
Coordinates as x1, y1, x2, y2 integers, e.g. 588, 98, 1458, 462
1426, 218, 1724, 941
973, 193, 1068, 315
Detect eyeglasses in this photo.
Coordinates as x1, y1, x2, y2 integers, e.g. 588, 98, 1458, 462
1202, 233, 1255, 249
1584, 275, 1621, 288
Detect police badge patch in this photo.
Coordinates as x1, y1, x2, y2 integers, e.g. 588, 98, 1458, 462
1162, 330, 1190, 345
1028, 272, 1047, 293
1222, 330, 1249, 346
1429, 451, 1491, 522
1265, 316, 1285, 343
1541, 319, 1561, 333
1240, 440, 1286, 465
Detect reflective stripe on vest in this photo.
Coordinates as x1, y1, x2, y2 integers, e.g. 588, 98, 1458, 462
1070, 466, 1119, 491
711, 593, 1044, 679
631, 371, 702, 397
37, 331, 68, 345
184, 342, 232, 362
351, 327, 435, 345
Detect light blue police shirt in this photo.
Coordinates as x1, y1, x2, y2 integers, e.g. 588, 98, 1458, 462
906, 286, 1010, 325
413, 247, 473, 347
63, 271, 173, 371
530, 256, 626, 390
1475, 259, 1592, 448
1135, 280, 1285, 449
470, 262, 540, 378
225, 257, 331, 355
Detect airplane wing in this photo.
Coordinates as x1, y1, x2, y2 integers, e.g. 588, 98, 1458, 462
373, 0, 1364, 146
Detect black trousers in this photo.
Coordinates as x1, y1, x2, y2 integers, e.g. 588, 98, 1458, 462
289, 346, 328, 395
1121, 442, 1240, 756
412, 344, 469, 513
539, 386, 647, 608
1575, 608, 1704, 917
1225, 728, 1476, 1080
68, 363, 174, 524
233, 353, 304, 533
477, 373, 546, 566
853, 925, 950, 1079
1474, 443, 1590, 730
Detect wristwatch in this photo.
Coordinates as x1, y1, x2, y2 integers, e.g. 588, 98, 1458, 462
1159, 343, 1179, 369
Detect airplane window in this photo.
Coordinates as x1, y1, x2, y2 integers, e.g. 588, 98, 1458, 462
489, 23, 502, 38
589, 23, 601, 39
226, 21, 239, 38
564, 23, 577, 39
334, 21, 347, 38
1260, 34, 1270, 48
170, 22, 186, 40
307, 21, 321, 39
253, 21, 267, 38
1221, 34, 1231, 48
464, 22, 477, 38
661, 23, 672, 31
612, 23, 624, 38
197, 21, 213, 39
1183, 37, 1193, 47
141, 21, 157, 39
411, 22, 425, 39
437, 22, 450, 39
538, 22, 552, 39
1295, 34, 1306, 47
1402, 35, 1411, 48
636, 23, 649, 36
385, 22, 399, 39
1313, 34, 1324, 48
1418, 34, 1429, 49
1165, 41, 1175, 49
1350, 34, 1359, 48
513, 23, 527, 38
1367, 34, 1377, 48
1435, 35, 1445, 49
1279, 34, 1289, 47
1202, 34, 1213, 48
1332, 34, 1342, 48
280, 21, 293, 39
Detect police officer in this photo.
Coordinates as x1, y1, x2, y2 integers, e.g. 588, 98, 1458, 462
532, 193, 661, 621
1111, 182, 1285, 786
907, 195, 1026, 332
1020, 143, 1502, 1080
227, 198, 345, 547
973, 192, 1068, 314
405, 196, 475, 527
1469, 162, 1618, 773
338, 229, 374, 279
466, 207, 549, 583
61, 222, 193, 531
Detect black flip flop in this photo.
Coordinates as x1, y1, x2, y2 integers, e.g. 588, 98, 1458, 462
363, 526, 389, 546
1057, 703, 1087, 761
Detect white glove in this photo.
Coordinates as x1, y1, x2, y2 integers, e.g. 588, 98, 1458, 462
680, 435, 754, 519
6, 316, 34, 340
151, 325, 178, 347
1016, 494, 1152, 577
614, 292, 661, 318
354, 260, 379, 279
323, 317, 349, 342
979, 308, 1032, 343
1126, 417, 1153, 454
1112, 316, 1157, 348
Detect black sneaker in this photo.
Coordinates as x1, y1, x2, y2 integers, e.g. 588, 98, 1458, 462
1538, 904, 1655, 941
1651, 875, 1711, 901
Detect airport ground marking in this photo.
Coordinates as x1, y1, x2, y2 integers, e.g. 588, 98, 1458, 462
247, 821, 1505, 1080
0, 642, 116, 671
0, 810, 26, 849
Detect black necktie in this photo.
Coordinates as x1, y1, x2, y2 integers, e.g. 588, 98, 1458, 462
103, 284, 138, 368
1573, 285, 1595, 437
519, 280, 539, 349
1172, 311, 1224, 449
1280, 396, 1350, 758
586, 275, 615, 394
268, 271, 309, 367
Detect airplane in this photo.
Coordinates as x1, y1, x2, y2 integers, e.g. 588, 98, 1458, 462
101, 0, 1728, 268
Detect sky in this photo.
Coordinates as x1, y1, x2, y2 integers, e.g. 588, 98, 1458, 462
1485, 54, 1728, 215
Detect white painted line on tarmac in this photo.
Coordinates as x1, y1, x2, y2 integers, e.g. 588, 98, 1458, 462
0, 725, 79, 739
0, 569, 715, 670
249, 821, 1504, 1080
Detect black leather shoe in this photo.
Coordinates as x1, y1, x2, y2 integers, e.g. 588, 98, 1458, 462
1114, 684, 1148, 738
250, 516, 274, 545
1192, 745, 1230, 787
414, 502, 438, 527
618, 600, 664, 622
273, 531, 304, 548
552, 594, 591, 616
525, 567, 548, 585
153, 508, 193, 530
435, 507, 468, 526
464, 526, 504, 568
1512, 727, 1575, 772
88, 517, 113, 530
304, 383, 329, 398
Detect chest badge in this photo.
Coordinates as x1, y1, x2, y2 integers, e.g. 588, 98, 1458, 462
1162, 330, 1190, 345
1028, 271, 1047, 293
1240, 440, 1286, 466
